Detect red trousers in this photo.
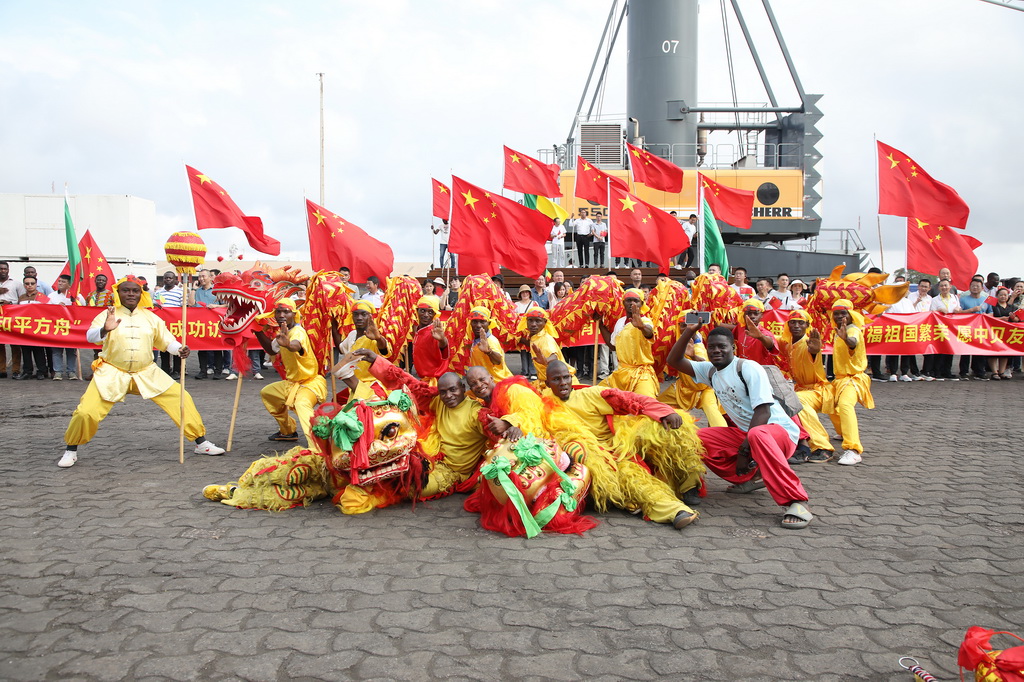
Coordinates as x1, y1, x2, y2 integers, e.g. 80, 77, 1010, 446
698, 425, 808, 506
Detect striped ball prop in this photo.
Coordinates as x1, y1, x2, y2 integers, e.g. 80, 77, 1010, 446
164, 231, 207, 275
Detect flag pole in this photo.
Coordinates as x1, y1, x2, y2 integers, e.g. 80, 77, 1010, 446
593, 176, 612, 385
227, 371, 243, 452
697, 175, 707, 274
318, 72, 325, 206
872, 133, 887, 273
178, 277, 191, 464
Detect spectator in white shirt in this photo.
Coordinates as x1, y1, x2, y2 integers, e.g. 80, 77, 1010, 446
549, 218, 567, 268
48, 274, 85, 380
731, 267, 755, 300
359, 276, 385, 309
929, 279, 960, 380
768, 273, 800, 310
570, 211, 595, 267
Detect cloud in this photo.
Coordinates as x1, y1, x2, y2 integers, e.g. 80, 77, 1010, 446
1, 0, 1022, 277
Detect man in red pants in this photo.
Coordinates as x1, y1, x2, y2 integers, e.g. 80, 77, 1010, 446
666, 322, 813, 529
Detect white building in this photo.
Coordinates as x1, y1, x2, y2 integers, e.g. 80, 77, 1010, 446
0, 193, 157, 283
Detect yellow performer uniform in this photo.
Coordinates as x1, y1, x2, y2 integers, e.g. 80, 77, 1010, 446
554, 386, 701, 526
261, 323, 327, 451
519, 307, 573, 384
335, 301, 388, 400
657, 336, 726, 428
779, 310, 834, 455
467, 306, 512, 381
64, 305, 206, 447
829, 299, 873, 456
366, 355, 489, 498
601, 289, 658, 397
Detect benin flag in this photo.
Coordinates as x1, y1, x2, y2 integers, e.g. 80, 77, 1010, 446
63, 195, 82, 287
701, 196, 729, 273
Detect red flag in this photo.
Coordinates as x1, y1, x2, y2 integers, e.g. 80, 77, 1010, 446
305, 199, 394, 283
626, 143, 684, 193
905, 217, 982, 291
456, 253, 500, 278
574, 156, 629, 205
767, 296, 783, 310
431, 177, 451, 221
608, 185, 689, 272
186, 165, 281, 256
877, 141, 969, 228
503, 146, 561, 197
56, 230, 116, 300
698, 173, 755, 229
985, 295, 998, 307
450, 176, 552, 278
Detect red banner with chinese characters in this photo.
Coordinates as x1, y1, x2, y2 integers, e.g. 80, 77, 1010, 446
6, 306, 1023, 356
0, 305, 229, 350
760, 310, 1024, 356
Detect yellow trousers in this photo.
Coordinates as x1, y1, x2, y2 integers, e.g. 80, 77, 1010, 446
603, 365, 659, 398
618, 460, 696, 525
261, 380, 322, 452
419, 461, 465, 499
829, 384, 862, 453
796, 390, 834, 452
697, 389, 727, 428
64, 379, 205, 446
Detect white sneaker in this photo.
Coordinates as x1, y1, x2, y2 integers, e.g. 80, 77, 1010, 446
53, 375, 63, 381
253, 373, 264, 380
194, 441, 225, 456
838, 449, 862, 466
226, 373, 238, 381
900, 374, 913, 382
207, 368, 213, 375
221, 368, 229, 375
263, 360, 273, 368
888, 375, 898, 382
1003, 372, 1013, 379
57, 450, 77, 468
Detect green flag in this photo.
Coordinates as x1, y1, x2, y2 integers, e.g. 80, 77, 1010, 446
64, 196, 82, 283
701, 196, 729, 273
522, 194, 538, 210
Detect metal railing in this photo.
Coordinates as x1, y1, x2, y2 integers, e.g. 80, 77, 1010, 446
539, 140, 802, 170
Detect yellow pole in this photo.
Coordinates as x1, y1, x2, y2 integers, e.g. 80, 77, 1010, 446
178, 277, 190, 464
227, 371, 243, 452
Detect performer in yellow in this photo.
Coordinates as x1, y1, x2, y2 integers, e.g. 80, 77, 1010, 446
254, 299, 327, 450
467, 306, 512, 382
778, 309, 835, 463
829, 299, 873, 466
543, 360, 703, 530
657, 329, 727, 428
58, 276, 224, 468
355, 348, 490, 499
333, 300, 389, 400
519, 307, 573, 385
597, 288, 658, 397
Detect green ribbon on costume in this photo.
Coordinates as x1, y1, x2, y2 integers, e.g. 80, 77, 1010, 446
480, 454, 542, 539
318, 410, 365, 451
486, 434, 581, 537
363, 390, 413, 413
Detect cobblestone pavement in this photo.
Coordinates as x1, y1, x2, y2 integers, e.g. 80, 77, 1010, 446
1, 372, 1022, 681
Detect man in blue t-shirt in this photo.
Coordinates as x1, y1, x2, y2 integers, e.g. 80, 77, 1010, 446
958, 277, 993, 380
667, 322, 813, 529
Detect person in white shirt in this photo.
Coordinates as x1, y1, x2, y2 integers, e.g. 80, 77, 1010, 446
549, 218, 567, 268
431, 219, 455, 269
359, 276, 385, 309
885, 278, 933, 382
153, 271, 184, 379
753, 278, 773, 303
731, 267, 755, 300
929, 279, 960, 380
48, 273, 85, 380
0, 260, 20, 377
768, 273, 800, 310
592, 217, 608, 269
569, 211, 595, 267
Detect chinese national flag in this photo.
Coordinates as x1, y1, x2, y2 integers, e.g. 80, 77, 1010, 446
502, 146, 562, 197
626, 143, 684, 193
905, 217, 981, 291
574, 156, 629, 205
431, 177, 451, 221
878, 142, 969, 228
56, 230, 115, 299
608, 185, 689, 272
305, 199, 394, 282
186, 165, 281, 255
450, 176, 552, 278
698, 173, 755, 229
456, 253, 500, 277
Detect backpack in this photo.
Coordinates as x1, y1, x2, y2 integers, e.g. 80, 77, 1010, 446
709, 358, 803, 418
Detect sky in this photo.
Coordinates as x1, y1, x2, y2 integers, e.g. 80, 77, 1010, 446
2, 0, 1022, 277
